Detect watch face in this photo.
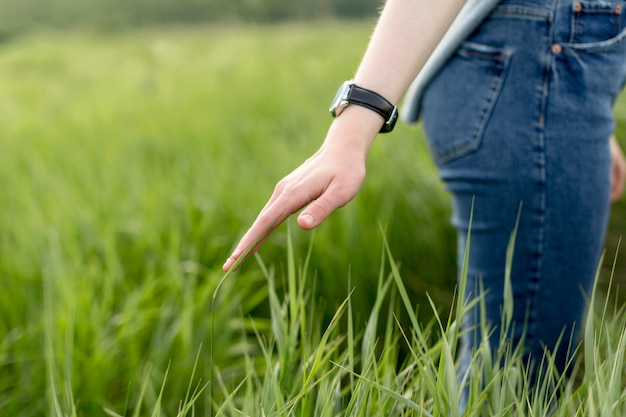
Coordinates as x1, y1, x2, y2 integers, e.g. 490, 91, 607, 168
329, 81, 353, 117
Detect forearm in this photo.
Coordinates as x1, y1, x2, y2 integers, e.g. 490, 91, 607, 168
355, 0, 466, 104
324, 0, 466, 152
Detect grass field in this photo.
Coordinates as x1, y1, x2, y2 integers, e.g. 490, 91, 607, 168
1, 21, 626, 416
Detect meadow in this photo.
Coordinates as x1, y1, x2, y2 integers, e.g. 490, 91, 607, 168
0, 21, 625, 416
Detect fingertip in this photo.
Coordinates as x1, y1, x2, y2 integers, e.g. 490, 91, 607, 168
222, 257, 234, 272
298, 213, 315, 230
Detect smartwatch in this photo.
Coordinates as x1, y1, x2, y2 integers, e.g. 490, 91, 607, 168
329, 80, 398, 133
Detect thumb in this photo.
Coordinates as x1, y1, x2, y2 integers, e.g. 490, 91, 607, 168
297, 196, 334, 230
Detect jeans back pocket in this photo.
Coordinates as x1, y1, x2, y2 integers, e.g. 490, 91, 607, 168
421, 42, 511, 164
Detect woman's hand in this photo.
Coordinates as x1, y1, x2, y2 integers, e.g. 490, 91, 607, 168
222, 106, 379, 272
610, 134, 626, 202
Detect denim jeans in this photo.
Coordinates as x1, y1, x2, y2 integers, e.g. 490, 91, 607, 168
421, 0, 626, 395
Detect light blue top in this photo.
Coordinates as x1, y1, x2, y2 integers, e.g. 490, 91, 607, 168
401, 0, 502, 124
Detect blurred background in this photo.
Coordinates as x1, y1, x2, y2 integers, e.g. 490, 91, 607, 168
0, 0, 381, 40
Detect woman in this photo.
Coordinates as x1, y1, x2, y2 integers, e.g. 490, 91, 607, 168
223, 0, 626, 400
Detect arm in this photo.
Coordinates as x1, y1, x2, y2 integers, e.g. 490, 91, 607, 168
223, 0, 467, 272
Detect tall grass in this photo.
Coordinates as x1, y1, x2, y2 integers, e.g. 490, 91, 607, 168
0, 22, 624, 415
204, 225, 626, 416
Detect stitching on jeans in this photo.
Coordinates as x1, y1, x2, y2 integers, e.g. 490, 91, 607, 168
492, 5, 553, 20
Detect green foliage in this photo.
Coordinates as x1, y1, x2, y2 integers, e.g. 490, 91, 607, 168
208, 222, 626, 416
0, 0, 382, 39
0, 22, 449, 416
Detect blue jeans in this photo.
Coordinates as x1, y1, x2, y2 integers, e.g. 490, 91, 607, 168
421, 0, 626, 392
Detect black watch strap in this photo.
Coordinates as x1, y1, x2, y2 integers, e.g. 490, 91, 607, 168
348, 85, 397, 130
333, 82, 399, 133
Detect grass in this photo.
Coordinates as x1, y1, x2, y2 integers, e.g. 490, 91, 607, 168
207, 225, 626, 416
0, 21, 624, 415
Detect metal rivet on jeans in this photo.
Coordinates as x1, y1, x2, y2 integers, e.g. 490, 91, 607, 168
573, 1, 583, 12
551, 44, 563, 54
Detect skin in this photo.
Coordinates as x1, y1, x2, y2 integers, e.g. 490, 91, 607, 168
610, 134, 626, 202
222, 0, 626, 272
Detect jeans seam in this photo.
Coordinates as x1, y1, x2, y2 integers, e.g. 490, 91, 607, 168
492, 5, 553, 20
524, 15, 553, 346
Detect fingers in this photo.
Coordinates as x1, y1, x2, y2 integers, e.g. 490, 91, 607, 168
610, 134, 626, 202
222, 193, 298, 272
222, 209, 286, 272
297, 213, 315, 229
296, 187, 351, 230
297, 197, 331, 230
222, 179, 322, 272
223, 174, 362, 271
223, 144, 366, 272
611, 163, 625, 202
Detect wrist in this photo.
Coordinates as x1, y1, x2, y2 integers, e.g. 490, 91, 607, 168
329, 80, 398, 133
324, 105, 380, 158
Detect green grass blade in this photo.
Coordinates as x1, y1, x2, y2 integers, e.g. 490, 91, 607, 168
332, 362, 435, 417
